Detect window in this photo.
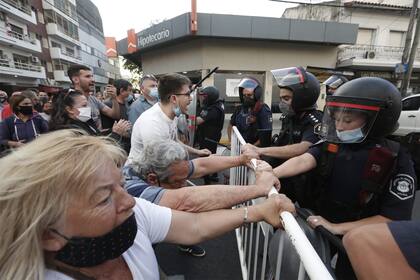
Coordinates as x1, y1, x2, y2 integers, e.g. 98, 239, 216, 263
356, 28, 376, 45
10, 24, 24, 35
66, 47, 74, 56
402, 96, 420, 111
51, 41, 61, 48
389, 31, 406, 48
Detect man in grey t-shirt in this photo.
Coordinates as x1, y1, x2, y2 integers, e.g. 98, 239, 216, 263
67, 64, 120, 129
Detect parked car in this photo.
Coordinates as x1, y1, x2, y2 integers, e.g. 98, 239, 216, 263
393, 94, 420, 136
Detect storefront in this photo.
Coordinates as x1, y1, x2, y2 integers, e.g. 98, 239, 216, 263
117, 13, 357, 112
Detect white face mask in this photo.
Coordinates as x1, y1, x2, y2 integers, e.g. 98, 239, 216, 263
336, 127, 364, 143
77, 107, 92, 122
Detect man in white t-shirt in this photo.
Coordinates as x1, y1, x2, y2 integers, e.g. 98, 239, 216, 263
128, 73, 211, 165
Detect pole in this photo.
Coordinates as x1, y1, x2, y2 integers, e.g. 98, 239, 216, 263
402, 3, 420, 96
191, 0, 198, 34
402, 0, 418, 64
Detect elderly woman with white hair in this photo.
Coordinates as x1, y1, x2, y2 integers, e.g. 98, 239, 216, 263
0, 129, 295, 280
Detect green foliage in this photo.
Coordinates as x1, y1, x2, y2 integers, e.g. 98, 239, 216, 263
122, 58, 142, 89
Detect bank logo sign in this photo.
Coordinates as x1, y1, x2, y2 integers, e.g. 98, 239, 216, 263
138, 29, 170, 47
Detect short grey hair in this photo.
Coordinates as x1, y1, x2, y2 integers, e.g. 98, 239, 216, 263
132, 139, 188, 182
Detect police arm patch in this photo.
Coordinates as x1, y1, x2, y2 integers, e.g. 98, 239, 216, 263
389, 174, 415, 200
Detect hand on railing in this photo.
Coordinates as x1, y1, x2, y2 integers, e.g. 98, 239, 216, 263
253, 160, 273, 173
257, 193, 296, 229
241, 143, 260, 157
240, 149, 260, 167
255, 170, 280, 196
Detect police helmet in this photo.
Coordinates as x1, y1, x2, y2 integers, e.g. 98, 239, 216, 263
199, 86, 220, 106
271, 67, 320, 112
323, 75, 348, 95
318, 77, 401, 143
235, 77, 263, 103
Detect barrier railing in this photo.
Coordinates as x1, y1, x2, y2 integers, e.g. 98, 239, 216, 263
230, 126, 334, 280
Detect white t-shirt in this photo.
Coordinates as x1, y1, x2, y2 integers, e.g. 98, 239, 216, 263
44, 198, 172, 280
127, 103, 178, 165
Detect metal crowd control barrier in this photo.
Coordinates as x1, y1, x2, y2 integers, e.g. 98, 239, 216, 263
230, 126, 334, 280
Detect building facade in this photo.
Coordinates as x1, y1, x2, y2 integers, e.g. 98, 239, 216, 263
75, 0, 120, 92
117, 12, 357, 112
283, 0, 420, 93
0, 0, 121, 94
0, 0, 45, 93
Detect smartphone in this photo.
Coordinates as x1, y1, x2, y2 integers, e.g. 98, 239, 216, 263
108, 77, 115, 86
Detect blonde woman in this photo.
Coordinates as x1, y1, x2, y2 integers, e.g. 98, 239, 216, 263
0, 129, 294, 280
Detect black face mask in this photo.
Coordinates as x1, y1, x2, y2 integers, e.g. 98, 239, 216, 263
17, 105, 33, 116
243, 96, 256, 107
53, 213, 138, 267
34, 103, 43, 112
0, 97, 6, 103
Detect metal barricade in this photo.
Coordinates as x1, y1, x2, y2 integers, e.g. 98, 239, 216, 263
229, 126, 334, 280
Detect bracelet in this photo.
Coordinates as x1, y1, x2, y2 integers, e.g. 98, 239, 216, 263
243, 206, 249, 224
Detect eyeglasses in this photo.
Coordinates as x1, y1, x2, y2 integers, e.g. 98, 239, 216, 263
174, 92, 193, 98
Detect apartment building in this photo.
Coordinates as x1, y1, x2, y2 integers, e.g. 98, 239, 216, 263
76, 0, 120, 92
282, 0, 420, 92
0, 0, 121, 93
0, 0, 45, 92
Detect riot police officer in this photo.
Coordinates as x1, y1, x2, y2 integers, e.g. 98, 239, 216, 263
273, 77, 416, 279
228, 77, 272, 146
323, 74, 348, 96
242, 67, 322, 165
196, 86, 225, 183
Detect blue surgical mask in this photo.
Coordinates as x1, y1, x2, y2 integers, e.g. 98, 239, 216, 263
336, 127, 364, 143
150, 87, 159, 101
173, 105, 182, 117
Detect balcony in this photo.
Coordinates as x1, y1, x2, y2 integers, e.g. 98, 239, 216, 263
46, 23, 80, 46
337, 44, 420, 70
50, 47, 81, 64
0, 27, 42, 53
42, 0, 78, 25
0, 58, 46, 79
0, 0, 37, 24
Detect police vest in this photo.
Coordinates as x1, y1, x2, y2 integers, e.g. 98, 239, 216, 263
314, 139, 400, 221
273, 110, 322, 146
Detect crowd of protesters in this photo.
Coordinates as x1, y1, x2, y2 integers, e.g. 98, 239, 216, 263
0, 63, 419, 280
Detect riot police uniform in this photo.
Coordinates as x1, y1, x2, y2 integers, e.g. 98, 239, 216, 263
269, 77, 417, 280
269, 67, 323, 202
196, 86, 225, 154
271, 67, 322, 151
310, 77, 416, 279
230, 77, 272, 146
323, 74, 349, 96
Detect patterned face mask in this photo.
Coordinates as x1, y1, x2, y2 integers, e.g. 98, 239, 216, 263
52, 213, 138, 267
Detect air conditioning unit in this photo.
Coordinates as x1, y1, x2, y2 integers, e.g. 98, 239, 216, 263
31, 56, 40, 63
364, 50, 376, 59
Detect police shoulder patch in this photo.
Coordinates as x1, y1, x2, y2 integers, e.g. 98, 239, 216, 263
389, 174, 415, 200
200, 110, 208, 118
